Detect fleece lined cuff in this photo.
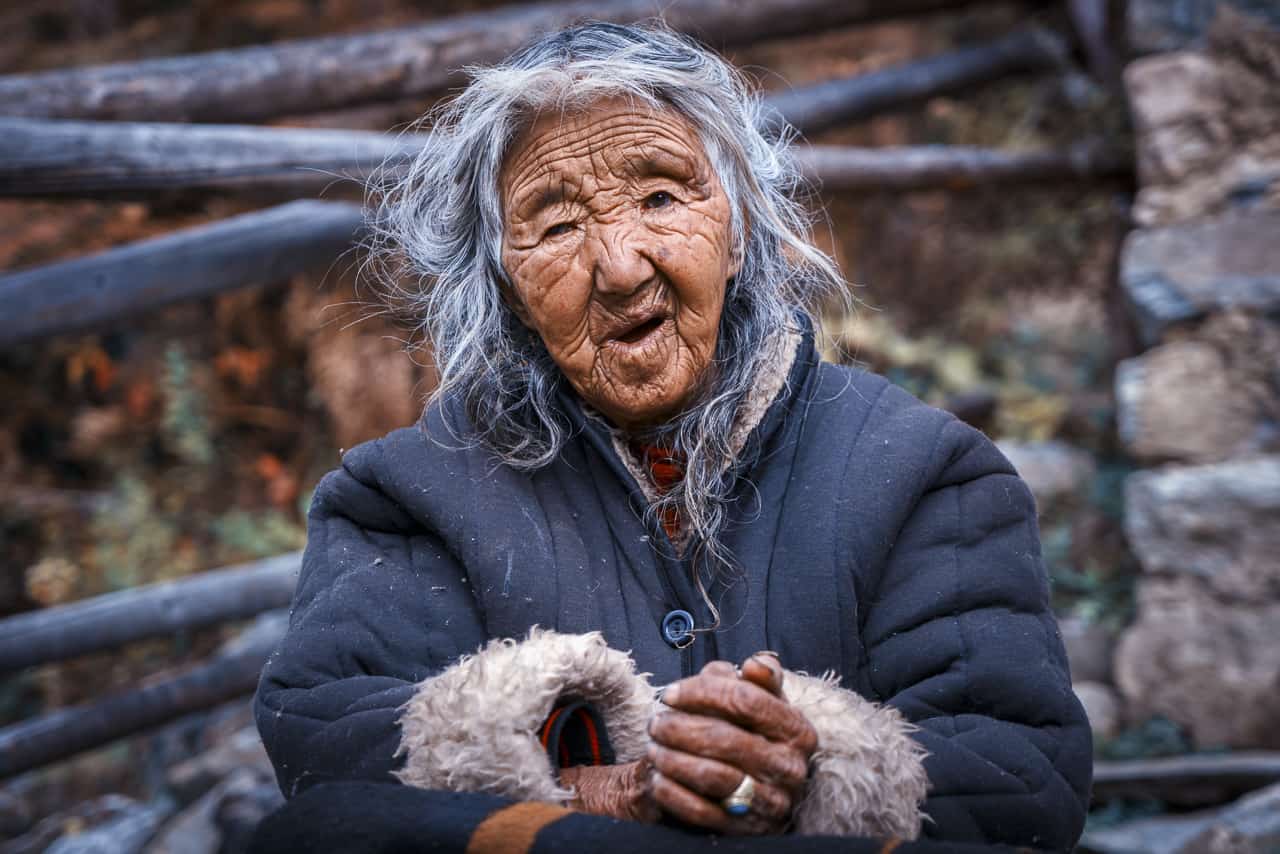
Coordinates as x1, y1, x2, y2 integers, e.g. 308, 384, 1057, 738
394, 629, 653, 804
395, 629, 927, 837
783, 671, 929, 839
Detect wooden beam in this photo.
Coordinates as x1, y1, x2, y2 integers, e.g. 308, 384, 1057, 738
0, 21, 1074, 200
0, 613, 286, 780
0, 117, 1133, 202
1093, 753, 1280, 805
795, 142, 1133, 191
767, 27, 1069, 136
0, 201, 362, 347
0, 553, 299, 673
0, 118, 411, 198
0, 0, 981, 123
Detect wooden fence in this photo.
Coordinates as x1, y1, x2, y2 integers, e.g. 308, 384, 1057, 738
1, 0, 1248, 803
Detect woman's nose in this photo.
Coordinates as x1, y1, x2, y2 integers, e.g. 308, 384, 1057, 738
588, 224, 656, 298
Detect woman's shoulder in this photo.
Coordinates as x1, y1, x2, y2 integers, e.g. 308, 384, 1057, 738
311, 416, 517, 534
804, 361, 1015, 486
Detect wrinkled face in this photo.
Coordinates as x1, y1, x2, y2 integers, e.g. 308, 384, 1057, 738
500, 98, 738, 431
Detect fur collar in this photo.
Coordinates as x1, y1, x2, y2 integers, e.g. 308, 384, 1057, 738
608, 326, 802, 547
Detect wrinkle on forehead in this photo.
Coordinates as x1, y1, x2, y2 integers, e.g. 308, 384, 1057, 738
501, 99, 712, 220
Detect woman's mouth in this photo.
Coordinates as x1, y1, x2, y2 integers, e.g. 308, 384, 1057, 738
615, 315, 667, 345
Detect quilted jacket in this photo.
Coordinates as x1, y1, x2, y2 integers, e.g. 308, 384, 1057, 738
254, 329, 1092, 849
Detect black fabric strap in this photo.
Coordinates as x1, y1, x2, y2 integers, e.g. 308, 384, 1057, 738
540, 698, 616, 770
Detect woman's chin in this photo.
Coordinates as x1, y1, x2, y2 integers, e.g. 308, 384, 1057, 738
583, 348, 702, 432
590, 382, 696, 433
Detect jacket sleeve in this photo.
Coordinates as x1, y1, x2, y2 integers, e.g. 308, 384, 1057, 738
860, 417, 1092, 850
254, 440, 657, 803
253, 441, 490, 798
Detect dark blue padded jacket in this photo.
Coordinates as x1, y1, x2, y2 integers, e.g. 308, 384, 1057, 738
254, 330, 1092, 850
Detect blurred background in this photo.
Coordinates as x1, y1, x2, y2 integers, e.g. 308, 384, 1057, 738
0, 1, 1277, 851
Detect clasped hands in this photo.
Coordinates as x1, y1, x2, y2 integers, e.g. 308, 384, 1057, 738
560, 653, 818, 835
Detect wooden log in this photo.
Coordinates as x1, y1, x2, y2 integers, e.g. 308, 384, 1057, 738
0, 553, 299, 673
0, 201, 362, 347
1093, 753, 1280, 806
0, 483, 111, 519
767, 27, 1069, 136
795, 142, 1133, 191
0, 612, 286, 780
0, 0, 982, 123
1067, 0, 1121, 83
0, 22, 1071, 200
0, 117, 1133, 202
0, 118, 413, 198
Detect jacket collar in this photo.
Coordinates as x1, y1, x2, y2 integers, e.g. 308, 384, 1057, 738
558, 314, 819, 513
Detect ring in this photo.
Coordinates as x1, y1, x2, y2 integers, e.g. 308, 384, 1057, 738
720, 772, 756, 817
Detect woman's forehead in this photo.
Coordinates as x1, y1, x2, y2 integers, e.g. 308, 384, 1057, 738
501, 98, 711, 209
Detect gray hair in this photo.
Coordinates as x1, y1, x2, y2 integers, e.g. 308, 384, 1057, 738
366, 22, 845, 627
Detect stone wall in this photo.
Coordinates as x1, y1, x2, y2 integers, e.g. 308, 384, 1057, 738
1111, 3, 1280, 752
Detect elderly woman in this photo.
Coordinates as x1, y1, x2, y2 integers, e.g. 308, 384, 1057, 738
254, 22, 1091, 850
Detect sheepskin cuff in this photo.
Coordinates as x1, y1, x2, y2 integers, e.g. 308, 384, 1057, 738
394, 629, 654, 804
783, 671, 930, 839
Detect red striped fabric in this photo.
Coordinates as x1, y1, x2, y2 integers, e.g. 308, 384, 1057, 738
631, 443, 685, 541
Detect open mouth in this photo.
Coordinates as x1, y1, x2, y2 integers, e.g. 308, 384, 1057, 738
614, 314, 667, 345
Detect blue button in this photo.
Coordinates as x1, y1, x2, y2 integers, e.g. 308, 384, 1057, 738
661, 609, 694, 648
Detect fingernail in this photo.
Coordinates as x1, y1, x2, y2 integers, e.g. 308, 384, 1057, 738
662, 684, 681, 705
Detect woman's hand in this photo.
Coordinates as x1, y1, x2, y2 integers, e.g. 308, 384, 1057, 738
559, 760, 661, 823
646, 654, 818, 834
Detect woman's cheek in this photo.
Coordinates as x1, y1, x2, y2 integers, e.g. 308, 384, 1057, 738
513, 247, 581, 315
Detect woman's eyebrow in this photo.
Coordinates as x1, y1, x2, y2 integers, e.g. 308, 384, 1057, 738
511, 182, 569, 220
627, 149, 698, 182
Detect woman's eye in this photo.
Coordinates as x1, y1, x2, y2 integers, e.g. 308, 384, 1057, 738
543, 222, 574, 239
642, 191, 673, 210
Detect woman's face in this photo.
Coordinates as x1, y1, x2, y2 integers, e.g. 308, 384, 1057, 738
500, 98, 738, 431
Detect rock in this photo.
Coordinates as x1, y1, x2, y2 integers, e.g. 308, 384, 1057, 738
143, 803, 221, 854
1124, 456, 1280, 599
1074, 681, 1122, 741
167, 727, 272, 806
0, 787, 33, 838
188, 699, 256, 759
145, 769, 271, 854
1059, 616, 1116, 683
1082, 810, 1218, 854
1083, 782, 1280, 853
1126, 8, 1280, 227
1120, 212, 1280, 346
1128, 0, 1280, 54
1180, 782, 1280, 853
996, 440, 1096, 511
214, 776, 283, 854
1115, 315, 1280, 464
44, 797, 173, 854
6, 795, 141, 854
1114, 577, 1280, 749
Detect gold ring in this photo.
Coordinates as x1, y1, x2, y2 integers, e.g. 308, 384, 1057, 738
720, 772, 756, 817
